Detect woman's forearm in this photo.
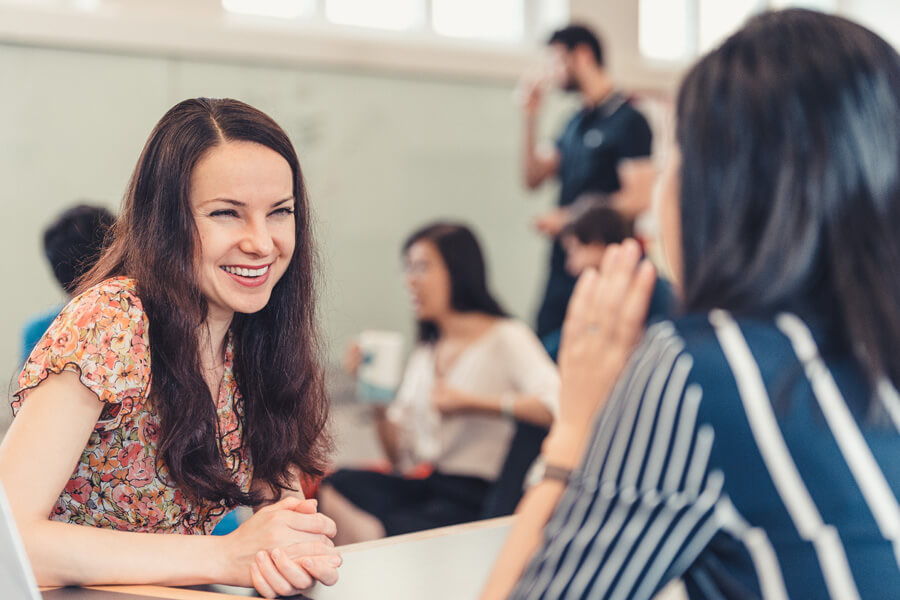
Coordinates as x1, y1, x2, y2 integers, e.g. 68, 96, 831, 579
481, 423, 592, 599
25, 519, 229, 587
480, 480, 566, 600
464, 393, 554, 428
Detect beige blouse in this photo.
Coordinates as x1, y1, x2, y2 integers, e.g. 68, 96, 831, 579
387, 319, 559, 482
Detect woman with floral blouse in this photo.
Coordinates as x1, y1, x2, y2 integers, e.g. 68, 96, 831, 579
0, 98, 338, 598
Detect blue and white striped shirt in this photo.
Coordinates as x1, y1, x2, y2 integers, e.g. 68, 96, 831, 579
512, 311, 900, 599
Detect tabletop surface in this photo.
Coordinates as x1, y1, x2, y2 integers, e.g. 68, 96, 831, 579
46, 517, 514, 600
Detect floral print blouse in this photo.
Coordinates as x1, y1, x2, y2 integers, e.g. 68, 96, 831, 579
13, 277, 252, 534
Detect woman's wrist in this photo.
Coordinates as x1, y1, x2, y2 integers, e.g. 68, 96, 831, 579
210, 531, 241, 586
541, 423, 592, 470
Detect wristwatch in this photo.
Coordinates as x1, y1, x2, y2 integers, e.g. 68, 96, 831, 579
527, 456, 573, 488
541, 463, 573, 484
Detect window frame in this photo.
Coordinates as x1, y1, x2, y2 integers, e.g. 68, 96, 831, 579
0, 0, 568, 82
637, 0, 841, 65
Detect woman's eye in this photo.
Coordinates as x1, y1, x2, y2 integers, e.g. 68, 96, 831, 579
271, 207, 295, 217
210, 209, 238, 218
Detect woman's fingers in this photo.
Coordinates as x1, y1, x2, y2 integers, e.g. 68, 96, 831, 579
258, 495, 305, 515
250, 560, 279, 599
255, 550, 307, 597
564, 267, 599, 331
284, 541, 341, 560
299, 555, 342, 587
285, 510, 338, 538
271, 547, 317, 590
592, 240, 642, 334
616, 260, 657, 348
292, 498, 317, 514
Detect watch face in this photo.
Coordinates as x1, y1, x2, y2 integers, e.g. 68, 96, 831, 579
543, 463, 573, 484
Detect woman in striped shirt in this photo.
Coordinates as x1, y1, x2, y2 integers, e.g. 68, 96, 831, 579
483, 9, 900, 599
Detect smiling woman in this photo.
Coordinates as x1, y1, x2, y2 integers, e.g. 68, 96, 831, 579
0, 98, 338, 598
191, 140, 297, 319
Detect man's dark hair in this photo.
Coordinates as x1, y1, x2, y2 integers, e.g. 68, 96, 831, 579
561, 196, 632, 245
43, 204, 115, 293
548, 24, 604, 66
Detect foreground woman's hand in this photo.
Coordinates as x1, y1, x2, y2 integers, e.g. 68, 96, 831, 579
220, 496, 341, 597
479, 240, 656, 600
545, 239, 656, 466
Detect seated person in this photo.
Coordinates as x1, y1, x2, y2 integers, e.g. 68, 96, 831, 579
21, 204, 115, 363
320, 222, 560, 545
483, 9, 900, 599
1, 98, 339, 598
541, 198, 676, 361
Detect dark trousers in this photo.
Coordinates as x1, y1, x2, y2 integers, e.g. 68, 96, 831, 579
324, 469, 490, 537
536, 242, 577, 338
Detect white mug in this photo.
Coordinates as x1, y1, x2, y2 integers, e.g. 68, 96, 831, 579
356, 330, 405, 403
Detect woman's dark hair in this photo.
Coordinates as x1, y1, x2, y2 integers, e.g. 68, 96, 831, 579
44, 204, 116, 294
402, 222, 508, 343
548, 24, 604, 66
560, 196, 633, 245
677, 9, 900, 392
81, 98, 330, 507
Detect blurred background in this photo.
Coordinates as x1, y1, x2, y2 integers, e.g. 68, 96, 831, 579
1, 0, 897, 436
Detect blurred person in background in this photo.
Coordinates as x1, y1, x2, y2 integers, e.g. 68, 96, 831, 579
21, 204, 116, 363
538, 197, 677, 361
322, 222, 559, 544
485, 9, 900, 599
520, 23, 653, 341
0, 98, 339, 598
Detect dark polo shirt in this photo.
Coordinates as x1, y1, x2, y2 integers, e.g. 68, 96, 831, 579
536, 92, 653, 338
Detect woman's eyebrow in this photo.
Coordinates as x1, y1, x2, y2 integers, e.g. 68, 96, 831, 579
270, 197, 295, 208
201, 197, 294, 208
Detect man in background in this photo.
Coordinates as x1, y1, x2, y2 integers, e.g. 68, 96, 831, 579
520, 24, 654, 339
20, 204, 115, 362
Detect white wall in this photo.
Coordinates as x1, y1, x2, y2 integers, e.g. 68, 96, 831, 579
0, 42, 583, 425
0, 1, 694, 430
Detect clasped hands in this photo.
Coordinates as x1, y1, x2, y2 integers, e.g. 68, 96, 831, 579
221, 496, 341, 598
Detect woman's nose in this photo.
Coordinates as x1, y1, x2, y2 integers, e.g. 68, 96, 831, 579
239, 218, 274, 256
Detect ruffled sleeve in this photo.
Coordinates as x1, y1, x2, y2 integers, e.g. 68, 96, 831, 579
12, 277, 151, 432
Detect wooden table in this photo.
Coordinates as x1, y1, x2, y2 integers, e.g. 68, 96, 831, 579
48, 517, 513, 600
49, 516, 687, 600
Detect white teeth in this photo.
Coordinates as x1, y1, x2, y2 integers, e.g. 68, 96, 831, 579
223, 265, 269, 277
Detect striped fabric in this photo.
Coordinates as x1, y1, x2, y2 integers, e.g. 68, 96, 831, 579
511, 311, 900, 599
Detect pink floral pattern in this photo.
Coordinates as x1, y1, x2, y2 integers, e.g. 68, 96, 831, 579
13, 277, 252, 534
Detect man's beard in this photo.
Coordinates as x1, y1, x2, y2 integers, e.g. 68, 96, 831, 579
563, 76, 580, 93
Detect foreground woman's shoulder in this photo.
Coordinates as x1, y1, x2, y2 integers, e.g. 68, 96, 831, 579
67, 276, 145, 320
15, 275, 151, 415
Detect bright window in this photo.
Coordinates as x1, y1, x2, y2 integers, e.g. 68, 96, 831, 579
535, 0, 569, 35
640, 0, 842, 62
221, 0, 565, 45
431, 0, 525, 41
769, 0, 838, 10
222, 0, 315, 20
639, 0, 691, 61
698, 0, 761, 52
325, 0, 424, 31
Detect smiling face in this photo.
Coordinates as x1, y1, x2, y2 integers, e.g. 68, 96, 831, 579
190, 140, 296, 325
403, 240, 452, 322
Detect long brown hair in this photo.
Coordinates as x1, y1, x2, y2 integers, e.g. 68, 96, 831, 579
81, 98, 330, 506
